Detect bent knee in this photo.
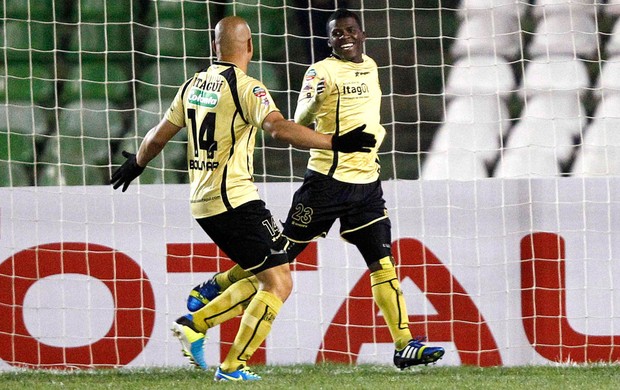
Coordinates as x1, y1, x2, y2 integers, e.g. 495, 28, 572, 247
257, 264, 293, 301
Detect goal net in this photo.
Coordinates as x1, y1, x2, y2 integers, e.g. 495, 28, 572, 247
2, 0, 620, 370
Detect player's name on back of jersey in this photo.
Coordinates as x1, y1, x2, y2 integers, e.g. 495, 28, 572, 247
195, 77, 224, 92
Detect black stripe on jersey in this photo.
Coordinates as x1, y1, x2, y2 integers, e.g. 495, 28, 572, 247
220, 66, 254, 177
246, 126, 255, 175
221, 66, 248, 124
327, 87, 341, 177
218, 66, 244, 211
219, 111, 237, 211
179, 77, 196, 125
180, 77, 195, 102
220, 167, 232, 210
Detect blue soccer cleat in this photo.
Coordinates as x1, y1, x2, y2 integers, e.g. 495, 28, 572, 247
187, 274, 222, 312
171, 314, 208, 370
393, 337, 445, 370
214, 366, 261, 381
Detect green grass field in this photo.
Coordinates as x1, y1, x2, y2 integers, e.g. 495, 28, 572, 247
1, 363, 619, 389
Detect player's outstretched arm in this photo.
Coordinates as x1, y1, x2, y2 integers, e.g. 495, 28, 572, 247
331, 125, 375, 153
262, 111, 375, 153
111, 118, 183, 192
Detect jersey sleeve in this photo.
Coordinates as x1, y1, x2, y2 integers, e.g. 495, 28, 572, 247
240, 80, 280, 128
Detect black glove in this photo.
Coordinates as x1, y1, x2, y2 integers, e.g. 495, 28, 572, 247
110, 151, 145, 192
331, 124, 376, 153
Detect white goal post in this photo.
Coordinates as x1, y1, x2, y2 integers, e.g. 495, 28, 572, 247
1, 0, 620, 370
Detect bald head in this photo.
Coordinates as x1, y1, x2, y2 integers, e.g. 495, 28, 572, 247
213, 16, 253, 65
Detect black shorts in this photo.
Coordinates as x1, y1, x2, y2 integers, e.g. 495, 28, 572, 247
283, 170, 390, 244
196, 200, 288, 274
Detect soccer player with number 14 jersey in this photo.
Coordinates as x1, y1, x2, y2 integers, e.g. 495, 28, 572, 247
111, 15, 375, 381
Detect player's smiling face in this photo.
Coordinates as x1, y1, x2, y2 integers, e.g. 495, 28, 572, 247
328, 16, 366, 63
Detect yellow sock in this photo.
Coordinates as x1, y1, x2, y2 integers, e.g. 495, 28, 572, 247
215, 264, 254, 290
370, 258, 412, 350
192, 276, 258, 333
220, 290, 282, 372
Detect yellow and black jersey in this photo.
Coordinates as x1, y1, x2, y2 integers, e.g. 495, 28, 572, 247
165, 61, 279, 218
295, 54, 385, 184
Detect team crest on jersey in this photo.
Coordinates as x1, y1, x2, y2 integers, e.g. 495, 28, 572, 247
188, 87, 219, 108
253, 86, 269, 106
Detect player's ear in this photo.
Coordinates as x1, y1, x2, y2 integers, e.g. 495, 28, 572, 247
247, 36, 253, 55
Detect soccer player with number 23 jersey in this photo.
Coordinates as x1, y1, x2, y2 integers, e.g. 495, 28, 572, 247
184, 9, 445, 379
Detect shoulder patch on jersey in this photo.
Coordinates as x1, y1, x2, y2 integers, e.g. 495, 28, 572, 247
252, 86, 270, 106
305, 68, 317, 81
252, 86, 266, 98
